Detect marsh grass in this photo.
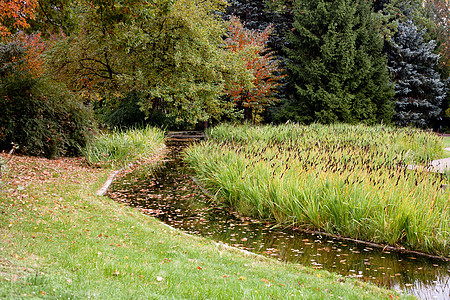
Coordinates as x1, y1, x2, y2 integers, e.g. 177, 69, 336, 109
81, 126, 165, 168
185, 123, 450, 257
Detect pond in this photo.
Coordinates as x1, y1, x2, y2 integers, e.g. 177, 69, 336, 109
108, 142, 450, 300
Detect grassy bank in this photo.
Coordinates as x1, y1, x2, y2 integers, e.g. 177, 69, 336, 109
184, 123, 449, 257
0, 129, 410, 299
81, 126, 166, 168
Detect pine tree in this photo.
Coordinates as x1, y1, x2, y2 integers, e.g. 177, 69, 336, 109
388, 20, 446, 127
281, 0, 394, 124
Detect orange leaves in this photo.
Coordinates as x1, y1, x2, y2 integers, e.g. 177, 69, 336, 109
0, 0, 37, 37
225, 16, 272, 53
18, 32, 46, 77
224, 16, 284, 118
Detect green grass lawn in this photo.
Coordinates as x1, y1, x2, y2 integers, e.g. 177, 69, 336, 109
0, 153, 412, 299
443, 136, 450, 158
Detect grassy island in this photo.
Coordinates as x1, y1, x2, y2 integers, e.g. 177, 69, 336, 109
184, 123, 449, 258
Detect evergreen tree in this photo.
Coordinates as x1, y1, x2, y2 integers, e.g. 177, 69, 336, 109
225, 0, 270, 31
373, 0, 389, 13
388, 20, 446, 127
281, 0, 394, 124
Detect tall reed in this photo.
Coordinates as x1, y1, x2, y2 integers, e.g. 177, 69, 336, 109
82, 126, 165, 168
185, 123, 449, 257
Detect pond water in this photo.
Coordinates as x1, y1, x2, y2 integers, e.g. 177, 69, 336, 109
108, 143, 450, 300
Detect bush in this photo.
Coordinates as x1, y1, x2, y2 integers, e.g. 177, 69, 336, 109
0, 75, 96, 158
0, 38, 96, 158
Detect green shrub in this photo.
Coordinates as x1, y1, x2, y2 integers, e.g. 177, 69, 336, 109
0, 75, 96, 158
0, 39, 96, 158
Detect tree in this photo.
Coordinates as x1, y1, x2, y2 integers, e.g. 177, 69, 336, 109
46, 0, 253, 126
224, 0, 292, 55
28, 0, 78, 36
388, 20, 446, 127
372, 0, 433, 39
225, 0, 294, 123
0, 0, 37, 37
224, 16, 284, 123
281, 0, 394, 124
423, 0, 450, 68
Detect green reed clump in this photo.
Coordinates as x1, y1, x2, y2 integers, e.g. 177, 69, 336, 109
82, 126, 165, 168
185, 123, 449, 257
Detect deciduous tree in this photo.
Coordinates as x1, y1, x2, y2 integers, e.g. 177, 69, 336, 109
224, 16, 284, 123
0, 0, 37, 37
46, 0, 253, 125
423, 0, 450, 68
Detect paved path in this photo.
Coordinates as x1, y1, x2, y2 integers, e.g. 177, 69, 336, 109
428, 157, 450, 173
434, 148, 450, 172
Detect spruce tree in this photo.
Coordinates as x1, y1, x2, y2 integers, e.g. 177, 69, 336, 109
388, 20, 446, 127
282, 0, 394, 124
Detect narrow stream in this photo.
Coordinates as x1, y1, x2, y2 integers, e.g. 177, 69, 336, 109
108, 143, 450, 300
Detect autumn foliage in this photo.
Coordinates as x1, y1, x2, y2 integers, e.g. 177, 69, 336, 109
0, 0, 37, 37
15, 32, 46, 76
224, 16, 284, 123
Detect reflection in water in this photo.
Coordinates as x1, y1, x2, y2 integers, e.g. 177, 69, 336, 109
108, 144, 450, 300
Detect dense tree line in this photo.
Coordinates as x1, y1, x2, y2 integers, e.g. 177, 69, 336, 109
0, 0, 449, 156
228, 0, 448, 127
